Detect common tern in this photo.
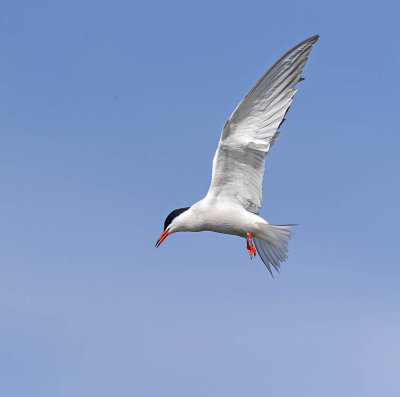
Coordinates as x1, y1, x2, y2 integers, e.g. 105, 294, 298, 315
156, 35, 319, 276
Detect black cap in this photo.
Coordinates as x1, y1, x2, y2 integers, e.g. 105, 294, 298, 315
164, 207, 190, 230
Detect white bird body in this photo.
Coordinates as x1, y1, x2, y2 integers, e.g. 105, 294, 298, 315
168, 196, 266, 237
156, 35, 319, 276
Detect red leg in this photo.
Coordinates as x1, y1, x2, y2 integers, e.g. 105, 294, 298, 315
246, 233, 257, 258
246, 239, 253, 258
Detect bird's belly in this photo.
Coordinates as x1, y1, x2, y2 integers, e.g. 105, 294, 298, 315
194, 207, 260, 238
203, 222, 244, 236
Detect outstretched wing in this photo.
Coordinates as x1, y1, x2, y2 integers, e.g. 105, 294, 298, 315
208, 35, 319, 213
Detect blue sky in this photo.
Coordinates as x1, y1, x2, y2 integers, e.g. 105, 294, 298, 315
1, 0, 400, 396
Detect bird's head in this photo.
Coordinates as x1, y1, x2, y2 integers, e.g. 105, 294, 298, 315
155, 207, 190, 247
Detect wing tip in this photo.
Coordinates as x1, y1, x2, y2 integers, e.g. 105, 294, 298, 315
308, 34, 320, 43
299, 34, 319, 48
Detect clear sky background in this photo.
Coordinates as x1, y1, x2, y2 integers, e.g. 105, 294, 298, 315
1, 0, 400, 396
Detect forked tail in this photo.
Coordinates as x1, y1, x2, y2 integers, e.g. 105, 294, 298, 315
253, 224, 294, 277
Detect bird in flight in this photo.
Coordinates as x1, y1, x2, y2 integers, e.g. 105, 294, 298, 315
156, 35, 319, 276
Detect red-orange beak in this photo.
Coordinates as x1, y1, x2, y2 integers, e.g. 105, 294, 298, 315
155, 229, 170, 247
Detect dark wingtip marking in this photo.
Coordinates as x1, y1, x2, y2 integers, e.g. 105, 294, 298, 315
278, 104, 292, 129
